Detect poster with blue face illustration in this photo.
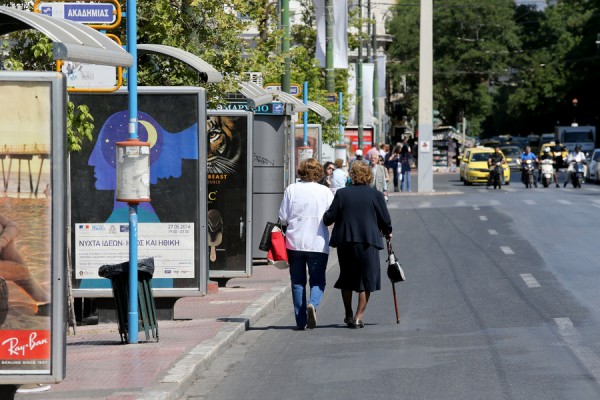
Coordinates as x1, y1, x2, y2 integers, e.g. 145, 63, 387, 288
69, 88, 207, 295
206, 111, 253, 278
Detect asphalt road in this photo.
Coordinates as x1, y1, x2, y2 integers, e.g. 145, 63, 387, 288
180, 173, 600, 400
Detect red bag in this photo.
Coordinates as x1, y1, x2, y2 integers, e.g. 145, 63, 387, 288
267, 227, 289, 269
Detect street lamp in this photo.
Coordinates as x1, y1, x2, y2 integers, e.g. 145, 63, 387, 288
572, 98, 578, 127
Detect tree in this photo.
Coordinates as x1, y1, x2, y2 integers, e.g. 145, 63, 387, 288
387, 0, 521, 136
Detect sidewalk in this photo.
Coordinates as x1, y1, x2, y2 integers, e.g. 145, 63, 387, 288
16, 253, 339, 400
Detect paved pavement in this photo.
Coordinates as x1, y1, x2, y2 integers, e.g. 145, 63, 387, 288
14, 251, 342, 400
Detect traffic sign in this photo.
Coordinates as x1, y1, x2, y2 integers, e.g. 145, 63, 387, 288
39, 2, 117, 24
264, 83, 302, 97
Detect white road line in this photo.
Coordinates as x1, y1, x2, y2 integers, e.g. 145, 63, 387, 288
489, 200, 501, 206
479, 216, 488, 221
557, 199, 572, 205
488, 229, 498, 235
500, 246, 514, 255
593, 199, 600, 205
473, 205, 480, 211
587, 187, 600, 192
419, 202, 432, 208
520, 273, 541, 288
456, 200, 466, 206
524, 199, 536, 205
555, 317, 600, 385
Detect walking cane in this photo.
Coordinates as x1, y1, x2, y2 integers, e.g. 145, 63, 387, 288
387, 238, 400, 324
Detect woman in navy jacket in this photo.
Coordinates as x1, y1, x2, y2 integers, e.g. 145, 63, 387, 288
323, 161, 393, 328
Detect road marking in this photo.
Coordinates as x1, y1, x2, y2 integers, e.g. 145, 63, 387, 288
557, 199, 572, 205
456, 200, 466, 206
479, 216, 488, 221
500, 246, 514, 255
555, 317, 600, 384
588, 187, 600, 192
419, 202, 432, 208
473, 205, 480, 211
488, 229, 498, 235
524, 199, 536, 205
520, 273, 541, 288
489, 200, 501, 206
593, 199, 600, 205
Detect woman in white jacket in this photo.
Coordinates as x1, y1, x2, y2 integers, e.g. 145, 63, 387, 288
279, 158, 333, 330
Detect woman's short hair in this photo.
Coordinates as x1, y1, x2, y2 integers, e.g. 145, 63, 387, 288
334, 158, 344, 168
349, 161, 373, 185
298, 158, 324, 182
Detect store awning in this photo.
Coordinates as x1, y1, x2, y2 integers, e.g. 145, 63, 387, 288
0, 6, 133, 67
137, 44, 222, 83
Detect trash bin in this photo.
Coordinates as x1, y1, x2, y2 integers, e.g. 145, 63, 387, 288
98, 257, 159, 343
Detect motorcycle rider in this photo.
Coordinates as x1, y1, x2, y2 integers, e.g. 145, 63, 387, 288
564, 145, 587, 188
520, 146, 539, 187
486, 146, 505, 188
539, 147, 560, 188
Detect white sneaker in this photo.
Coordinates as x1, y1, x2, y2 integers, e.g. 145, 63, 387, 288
16, 384, 51, 393
306, 304, 317, 329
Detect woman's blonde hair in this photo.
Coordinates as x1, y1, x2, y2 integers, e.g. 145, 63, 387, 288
349, 161, 373, 185
334, 158, 344, 168
298, 158, 324, 182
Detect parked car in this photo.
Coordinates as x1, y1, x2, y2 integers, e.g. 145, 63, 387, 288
500, 145, 522, 171
461, 147, 511, 186
586, 149, 600, 183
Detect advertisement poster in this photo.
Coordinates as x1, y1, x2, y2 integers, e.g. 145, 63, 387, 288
0, 81, 53, 374
206, 111, 252, 277
70, 89, 205, 292
293, 125, 322, 177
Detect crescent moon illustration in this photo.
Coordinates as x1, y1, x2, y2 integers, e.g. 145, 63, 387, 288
139, 120, 158, 148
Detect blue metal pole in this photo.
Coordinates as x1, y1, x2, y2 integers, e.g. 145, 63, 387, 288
126, 0, 139, 344
339, 91, 343, 143
303, 81, 308, 146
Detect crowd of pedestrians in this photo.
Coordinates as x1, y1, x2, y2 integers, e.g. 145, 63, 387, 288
277, 140, 409, 330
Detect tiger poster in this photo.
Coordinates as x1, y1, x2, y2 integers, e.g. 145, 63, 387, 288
206, 111, 252, 277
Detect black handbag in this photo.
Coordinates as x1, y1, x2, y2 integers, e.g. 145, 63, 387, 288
259, 221, 277, 252
386, 239, 405, 283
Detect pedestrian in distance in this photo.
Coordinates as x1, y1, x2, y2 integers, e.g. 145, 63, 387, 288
370, 152, 388, 200
279, 158, 334, 330
385, 144, 402, 192
330, 158, 348, 194
399, 144, 413, 192
323, 161, 393, 329
319, 161, 334, 188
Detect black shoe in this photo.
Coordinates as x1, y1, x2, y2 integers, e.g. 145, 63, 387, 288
556, 184, 559, 188
563, 182, 567, 188
353, 319, 365, 329
344, 316, 354, 327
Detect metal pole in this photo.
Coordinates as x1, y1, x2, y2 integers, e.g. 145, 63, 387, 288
325, 0, 334, 93
339, 91, 344, 143
418, 0, 433, 192
372, 19, 380, 145
357, 0, 363, 151
303, 81, 308, 146
281, 0, 291, 93
126, 0, 139, 343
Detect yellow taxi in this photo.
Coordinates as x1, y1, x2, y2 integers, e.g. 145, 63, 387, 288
458, 148, 472, 182
461, 147, 511, 185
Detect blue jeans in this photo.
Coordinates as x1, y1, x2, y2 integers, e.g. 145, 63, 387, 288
401, 170, 411, 192
287, 249, 328, 328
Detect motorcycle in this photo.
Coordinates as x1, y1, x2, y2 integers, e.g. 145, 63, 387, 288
569, 160, 586, 188
491, 161, 503, 189
522, 159, 536, 189
540, 159, 554, 188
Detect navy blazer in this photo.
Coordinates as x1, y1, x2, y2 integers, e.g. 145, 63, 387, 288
323, 184, 392, 249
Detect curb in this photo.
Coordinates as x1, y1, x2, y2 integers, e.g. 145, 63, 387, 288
135, 279, 291, 400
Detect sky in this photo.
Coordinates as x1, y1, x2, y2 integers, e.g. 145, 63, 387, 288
516, 0, 547, 10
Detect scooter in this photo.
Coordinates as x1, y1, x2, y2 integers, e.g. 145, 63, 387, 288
540, 159, 554, 188
569, 160, 586, 188
522, 159, 536, 189
491, 161, 503, 189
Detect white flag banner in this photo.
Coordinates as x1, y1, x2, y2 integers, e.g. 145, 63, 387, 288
315, 0, 348, 69
377, 54, 387, 98
347, 64, 356, 125
362, 63, 375, 126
